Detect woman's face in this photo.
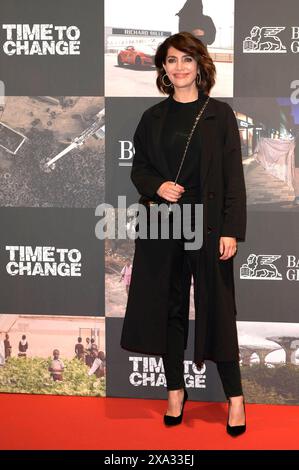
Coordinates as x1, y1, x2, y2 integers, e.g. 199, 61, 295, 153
163, 46, 198, 91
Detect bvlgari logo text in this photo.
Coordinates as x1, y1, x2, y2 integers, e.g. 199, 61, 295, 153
5, 246, 82, 277
2, 24, 80, 55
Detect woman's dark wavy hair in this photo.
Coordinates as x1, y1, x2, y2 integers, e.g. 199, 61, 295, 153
155, 31, 216, 95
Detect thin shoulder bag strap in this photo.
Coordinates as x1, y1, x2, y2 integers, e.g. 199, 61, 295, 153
173, 95, 210, 185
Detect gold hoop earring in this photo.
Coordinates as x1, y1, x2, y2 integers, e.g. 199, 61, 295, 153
162, 73, 173, 87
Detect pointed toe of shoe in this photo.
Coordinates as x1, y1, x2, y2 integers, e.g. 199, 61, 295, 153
226, 423, 246, 437
164, 414, 183, 426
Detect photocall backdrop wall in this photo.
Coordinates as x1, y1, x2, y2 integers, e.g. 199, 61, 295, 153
0, 0, 299, 405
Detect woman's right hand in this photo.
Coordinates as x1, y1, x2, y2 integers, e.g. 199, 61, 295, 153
156, 181, 185, 202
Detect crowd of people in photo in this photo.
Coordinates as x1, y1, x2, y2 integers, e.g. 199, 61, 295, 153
74, 336, 106, 379
0, 332, 106, 382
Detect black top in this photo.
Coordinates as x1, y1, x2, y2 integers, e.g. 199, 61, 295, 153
161, 90, 207, 204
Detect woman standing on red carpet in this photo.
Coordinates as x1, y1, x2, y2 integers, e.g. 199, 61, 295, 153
121, 32, 247, 436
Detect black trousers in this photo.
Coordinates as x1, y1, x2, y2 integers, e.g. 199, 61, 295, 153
162, 325, 243, 398
157, 204, 243, 399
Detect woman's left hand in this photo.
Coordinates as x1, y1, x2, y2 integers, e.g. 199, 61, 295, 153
219, 237, 237, 260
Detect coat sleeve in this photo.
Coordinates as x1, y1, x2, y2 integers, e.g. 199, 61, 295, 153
220, 103, 247, 242
131, 112, 166, 198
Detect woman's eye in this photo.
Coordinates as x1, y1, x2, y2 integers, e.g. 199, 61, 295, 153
167, 57, 193, 63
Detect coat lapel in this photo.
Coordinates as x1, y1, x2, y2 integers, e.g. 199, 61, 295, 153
151, 94, 217, 195
150, 97, 172, 180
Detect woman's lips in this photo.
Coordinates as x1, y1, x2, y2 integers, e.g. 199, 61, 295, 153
174, 73, 189, 78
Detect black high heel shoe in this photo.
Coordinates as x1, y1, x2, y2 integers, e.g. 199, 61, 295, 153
226, 397, 246, 437
164, 388, 188, 426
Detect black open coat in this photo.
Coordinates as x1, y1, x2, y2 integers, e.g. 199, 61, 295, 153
120, 93, 247, 366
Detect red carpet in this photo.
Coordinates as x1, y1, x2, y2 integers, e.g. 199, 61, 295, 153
0, 393, 298, 450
